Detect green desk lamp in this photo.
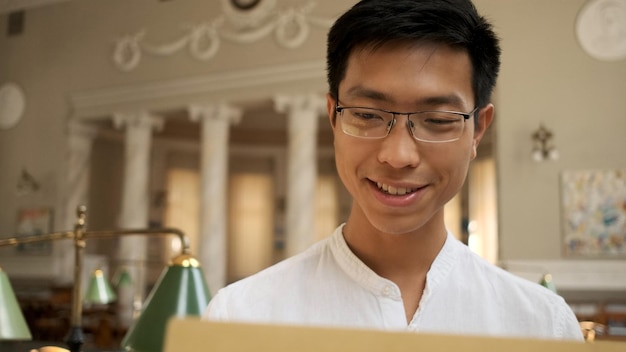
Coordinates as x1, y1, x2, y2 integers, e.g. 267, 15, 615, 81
121, 253, 211, 352
84, 269, 117, 305
0, 205, 211, 352
0, 267, 32, 340
539, 273, 557, 293
112, 267, 133, 289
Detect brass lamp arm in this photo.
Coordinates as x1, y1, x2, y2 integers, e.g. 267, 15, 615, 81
0, 230, 190, 256
0, 205, 191, 352
0, 231, 75, 247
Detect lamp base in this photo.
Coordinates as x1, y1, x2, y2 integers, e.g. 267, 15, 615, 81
64, 326, 84, 352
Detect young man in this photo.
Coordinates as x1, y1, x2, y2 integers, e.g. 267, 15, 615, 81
205, 0, 583, 340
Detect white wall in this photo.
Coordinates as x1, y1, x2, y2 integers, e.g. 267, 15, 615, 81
474, 0, 626, 261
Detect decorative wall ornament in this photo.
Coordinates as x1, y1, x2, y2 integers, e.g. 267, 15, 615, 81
0, 82, 26, 130
531, 124, 559, 162
575, 0, 626, 61
112, 1, 334, 72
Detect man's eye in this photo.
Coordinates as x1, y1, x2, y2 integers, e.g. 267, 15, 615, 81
354, 112, 382, 120
424, 118, 457, 125
421, 112, 461, 125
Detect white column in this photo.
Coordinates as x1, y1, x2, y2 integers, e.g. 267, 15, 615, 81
274, 94, 325, 256
189, 104, 241, 294
58, 121, 99, 285
113, 111, 164, 327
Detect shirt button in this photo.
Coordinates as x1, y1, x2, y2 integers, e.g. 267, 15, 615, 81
382, 285, 392, 296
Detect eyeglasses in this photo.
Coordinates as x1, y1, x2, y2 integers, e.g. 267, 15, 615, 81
335, 103, 477, 143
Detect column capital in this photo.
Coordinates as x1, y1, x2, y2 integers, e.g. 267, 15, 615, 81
188, 103, 242, 125
274, 93, 326, 115
112, 111, 165, 132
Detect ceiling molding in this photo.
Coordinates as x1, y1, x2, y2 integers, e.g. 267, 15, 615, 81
112, 1, 333, 72
0, 0, 71, 14
69, 59, 327, 119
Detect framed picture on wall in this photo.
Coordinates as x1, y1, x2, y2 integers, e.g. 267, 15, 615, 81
561, 169, 626, 258
15, 207, 53, 255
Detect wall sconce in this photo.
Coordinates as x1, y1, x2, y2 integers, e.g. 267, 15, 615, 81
0, 205, 211, 352
531, 124, 559, 162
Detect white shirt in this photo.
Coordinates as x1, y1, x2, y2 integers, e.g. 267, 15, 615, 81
204, 225, 583, 340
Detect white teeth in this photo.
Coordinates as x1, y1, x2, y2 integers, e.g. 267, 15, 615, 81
376, 182, 415, 195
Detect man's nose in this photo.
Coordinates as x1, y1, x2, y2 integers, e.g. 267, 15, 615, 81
377, 116, 421, 168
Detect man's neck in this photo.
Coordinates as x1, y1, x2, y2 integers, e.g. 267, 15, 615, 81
342, 212, 448, 279
341, 210, 448, 324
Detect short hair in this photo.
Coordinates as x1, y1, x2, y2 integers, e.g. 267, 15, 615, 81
327, 0, 501, 110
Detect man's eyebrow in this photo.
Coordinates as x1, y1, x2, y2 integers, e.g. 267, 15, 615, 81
416, 94, 467, 108
344, 86, 391, 102
344, 86, 469, 109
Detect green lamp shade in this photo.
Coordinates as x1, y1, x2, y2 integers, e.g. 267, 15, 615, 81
121, 255, 211, 352
539, 273, 557, 293
112, 267, 133, 289
85, 269, 117, 305
0, 268, 32, 340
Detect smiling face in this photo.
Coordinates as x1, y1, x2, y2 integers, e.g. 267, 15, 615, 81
328, 42, 493, 240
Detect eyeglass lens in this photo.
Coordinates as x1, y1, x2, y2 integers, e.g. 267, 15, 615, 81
339, 107, 467, 142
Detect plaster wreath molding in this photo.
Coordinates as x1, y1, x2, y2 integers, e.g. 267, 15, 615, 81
112, 0, 334, 72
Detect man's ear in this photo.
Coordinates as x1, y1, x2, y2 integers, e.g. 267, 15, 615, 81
326, 93, 337, 129
471, 103, 494, 159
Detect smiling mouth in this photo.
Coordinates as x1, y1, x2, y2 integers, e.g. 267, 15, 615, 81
376, 182, 421, 196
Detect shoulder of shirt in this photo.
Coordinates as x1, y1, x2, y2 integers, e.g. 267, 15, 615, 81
436, 235, 582, 340
447, 235, 568, 305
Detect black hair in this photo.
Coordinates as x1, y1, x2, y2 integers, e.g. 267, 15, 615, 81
327, 0, 501, 111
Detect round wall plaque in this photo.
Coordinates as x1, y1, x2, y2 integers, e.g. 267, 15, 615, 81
0, 82, 26, 130
575, 0, 626, 61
